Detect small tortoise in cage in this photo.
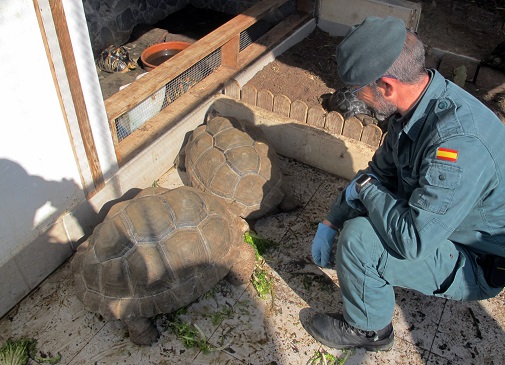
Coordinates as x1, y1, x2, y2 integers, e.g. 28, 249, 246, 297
320, 87, 372, 120
71, 186, 256, 345
320, 88, 388, 130
96, 45, 137, 73
183, 115, 296, 220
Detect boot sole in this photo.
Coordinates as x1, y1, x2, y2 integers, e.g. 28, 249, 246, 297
316, 339, 395, 352
363, 338, 395, 352
305, 325, 395, 352
316, 336, 394, 352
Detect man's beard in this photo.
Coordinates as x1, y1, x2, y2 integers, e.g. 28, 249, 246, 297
369, 85, 397, 120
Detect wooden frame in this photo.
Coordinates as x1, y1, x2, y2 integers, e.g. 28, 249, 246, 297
104, 0, 312, 165
37, 0, 105, 197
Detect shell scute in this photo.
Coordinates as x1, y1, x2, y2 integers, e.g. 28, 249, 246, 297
214, 128, 254, 151
126, 244, 176, 296
225, 146, 260, 174
101, 257, 131, 298
93, 217, 134, 262
185, 116, 285, 219
124, 195, 175, 241
208, 163, 240, 198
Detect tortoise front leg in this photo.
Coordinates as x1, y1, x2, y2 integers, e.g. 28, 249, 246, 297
226, 242, 256, 286
124, 317, 159, 346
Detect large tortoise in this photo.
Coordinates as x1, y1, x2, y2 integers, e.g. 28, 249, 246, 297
71, 186, 256, 345
184, 115, 287, 219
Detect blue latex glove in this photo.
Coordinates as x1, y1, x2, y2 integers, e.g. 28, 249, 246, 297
345, 179, 360, 202
312, 223, 337, 268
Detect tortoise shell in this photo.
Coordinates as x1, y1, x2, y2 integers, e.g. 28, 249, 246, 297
96, 45, 137, 73
71, 186, 255, 344
184, 116, 285, 219
322, 87, 372, 119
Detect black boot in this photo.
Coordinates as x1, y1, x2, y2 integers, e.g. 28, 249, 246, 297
303, 313, 394, 351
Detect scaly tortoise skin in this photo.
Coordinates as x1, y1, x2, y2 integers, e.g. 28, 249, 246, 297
96, 45, 137, 73
71, 186, 256, 345
184, 116, 285, 220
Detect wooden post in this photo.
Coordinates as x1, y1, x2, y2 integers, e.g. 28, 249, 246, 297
47, 0, 104, 196
222, 35, 240, 68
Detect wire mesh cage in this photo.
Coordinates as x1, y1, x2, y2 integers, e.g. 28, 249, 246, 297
114, 17, 279, 142
115, 49, 221, 142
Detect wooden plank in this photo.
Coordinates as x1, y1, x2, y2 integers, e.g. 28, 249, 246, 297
361, 124, 383, 148
241, 84, 258, 106
290, 99, 308, 123
342, 116, 363, 141
325, 111, 344, 135
33, 0, 93, 196
307, 107, 326, 128
257, 89, 274, 111
224, 79, 241, 99
49, 0, 104, 194
273, 94, 291, 117
105, 0, 290, 121
222, 35, 240, 68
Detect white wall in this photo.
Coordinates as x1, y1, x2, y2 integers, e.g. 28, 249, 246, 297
0, 0, 90, 316
318, 0, 421, 36
0, 1, 83, 259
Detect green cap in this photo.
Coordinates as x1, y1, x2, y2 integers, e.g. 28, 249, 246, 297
336, 16, 407, 86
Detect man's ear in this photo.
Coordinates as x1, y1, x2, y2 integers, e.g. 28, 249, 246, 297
377, 77, 395, 97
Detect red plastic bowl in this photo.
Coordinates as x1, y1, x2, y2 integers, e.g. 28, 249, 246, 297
140, 41, 191, 71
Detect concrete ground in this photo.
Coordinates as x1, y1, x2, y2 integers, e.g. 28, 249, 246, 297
1, 156, 504, 364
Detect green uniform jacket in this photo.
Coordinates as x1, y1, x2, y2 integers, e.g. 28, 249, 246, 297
327, 70, 505, 260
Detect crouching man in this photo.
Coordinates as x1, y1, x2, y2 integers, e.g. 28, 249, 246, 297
304, 16, 505, 351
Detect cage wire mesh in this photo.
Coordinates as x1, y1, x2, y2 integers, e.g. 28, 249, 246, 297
115, 49, 221, 141
240, 19, 275, 51
115, 18, 279, 142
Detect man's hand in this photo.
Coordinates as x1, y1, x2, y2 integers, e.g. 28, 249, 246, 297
312, 222, 337, 268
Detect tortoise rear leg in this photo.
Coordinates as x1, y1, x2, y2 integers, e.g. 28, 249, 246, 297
124, 317, 159, 345
226, 242, 256, 286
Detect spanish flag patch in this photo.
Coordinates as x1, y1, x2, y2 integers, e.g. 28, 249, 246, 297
436, 147, 458, 162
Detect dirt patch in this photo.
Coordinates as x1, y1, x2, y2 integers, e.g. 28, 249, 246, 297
244, 28, 343, 109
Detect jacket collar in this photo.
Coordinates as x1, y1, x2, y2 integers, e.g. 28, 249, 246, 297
390, 69, 446, 140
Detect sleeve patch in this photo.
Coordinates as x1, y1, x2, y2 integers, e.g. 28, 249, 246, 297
436, 147, 458, 162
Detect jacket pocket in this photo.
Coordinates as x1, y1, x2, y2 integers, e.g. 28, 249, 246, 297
417, 162, 462, 214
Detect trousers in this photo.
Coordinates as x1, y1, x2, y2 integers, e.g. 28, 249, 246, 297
335, 216, 503, 331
